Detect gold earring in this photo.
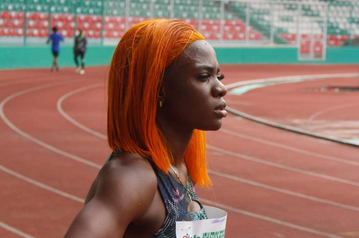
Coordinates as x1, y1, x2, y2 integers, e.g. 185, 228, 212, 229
159, 101, 163, 108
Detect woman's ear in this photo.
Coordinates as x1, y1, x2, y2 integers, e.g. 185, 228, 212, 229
158, 85, 166, 107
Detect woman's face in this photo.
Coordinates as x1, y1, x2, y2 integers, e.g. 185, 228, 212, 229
161, 40, 227, 131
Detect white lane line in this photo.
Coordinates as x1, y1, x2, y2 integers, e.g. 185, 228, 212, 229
225, 73, 359, 147
208, 145, 359, 188
0, 82, 102, 170
208, 170, 359, 212
220, 128, 359, 166
0, 165, 84, 203
57, 83, 107, 140
201, 198, 344, 238
227, 106, 359, 147
225, 73, 358, 90
308, 102, 359, 122
0, 221, 36, 238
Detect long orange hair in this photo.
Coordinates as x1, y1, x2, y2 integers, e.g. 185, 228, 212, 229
107, 19, 211, 187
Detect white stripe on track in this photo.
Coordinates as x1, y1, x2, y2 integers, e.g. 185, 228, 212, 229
201, 198, 344, 238
0, 165, 84, 203
220, 128, 359, 166
227, 106, 359, 147
0, 221, 36, 238
0, 82, 101, 170
208, 145, 359, 188
208, 170, 359, 212
57, 83, 107, 140
225, 73, 359, 147
225, 73, 358, 90
308, 102, 359, 122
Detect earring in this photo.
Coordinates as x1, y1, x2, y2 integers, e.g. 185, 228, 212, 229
159, 100, 163, 108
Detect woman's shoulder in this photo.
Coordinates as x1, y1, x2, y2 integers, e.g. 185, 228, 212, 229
65, 153, 161, 237
99, 152, 157, 191
85, 152, 158, 205
87, 152, 158, 221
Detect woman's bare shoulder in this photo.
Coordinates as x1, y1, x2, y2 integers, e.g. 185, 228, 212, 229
98, 152, 157, 199
85, 152, 157, 205
64, 153, 158, 237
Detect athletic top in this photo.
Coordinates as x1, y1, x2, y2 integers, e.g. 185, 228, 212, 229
74, 34, 87, 52
48, 33, 64, 52
106, 153, 207, 238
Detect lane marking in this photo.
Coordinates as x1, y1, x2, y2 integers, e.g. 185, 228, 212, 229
0, 165, 84, 203
0, 221, 36, 238
229, 78, 303, 95
57, 83, 107, 140
220, 128, 359, 166
227, 106, 359, 147
208, 145, 359, 188
225, 73, 358, 90
208, 170, 359, 212
308, 102, 359, 122
225, 73, 359, 147
0, 82, 102, 170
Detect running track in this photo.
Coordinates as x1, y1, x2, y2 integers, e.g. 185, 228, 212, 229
0, 65, 359, 238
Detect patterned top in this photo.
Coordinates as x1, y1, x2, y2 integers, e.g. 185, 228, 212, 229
106, 153, 207, 238
149, 161, 207, 238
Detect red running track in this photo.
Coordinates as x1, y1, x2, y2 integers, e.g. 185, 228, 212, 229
0, 65, 359, 238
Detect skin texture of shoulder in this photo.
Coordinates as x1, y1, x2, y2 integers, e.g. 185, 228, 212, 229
64, 152, 165, 238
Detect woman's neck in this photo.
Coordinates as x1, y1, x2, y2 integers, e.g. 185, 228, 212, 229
157, 119, 193, 167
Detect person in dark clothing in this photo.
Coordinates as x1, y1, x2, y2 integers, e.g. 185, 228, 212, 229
46, 26, 64, 72
74, 29, 87, 74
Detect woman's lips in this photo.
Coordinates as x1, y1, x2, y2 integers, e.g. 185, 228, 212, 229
215, 101, 227, 117
215, 108, 227, 117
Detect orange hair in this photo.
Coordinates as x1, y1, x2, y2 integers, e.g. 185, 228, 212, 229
107, 19, 211, 187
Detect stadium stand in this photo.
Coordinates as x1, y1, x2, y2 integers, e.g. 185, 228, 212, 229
0, 0, 358, 47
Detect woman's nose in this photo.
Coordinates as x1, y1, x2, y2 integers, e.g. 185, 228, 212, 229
212, 82, 227, 97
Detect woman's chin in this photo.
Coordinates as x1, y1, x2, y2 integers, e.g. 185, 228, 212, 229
200, 121, 223, 131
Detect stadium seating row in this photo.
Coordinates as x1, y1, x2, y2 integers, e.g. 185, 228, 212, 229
0, 10, 264, 40
0, 1, 355, 48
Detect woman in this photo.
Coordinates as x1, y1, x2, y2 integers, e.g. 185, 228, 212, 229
64, 19, 227, 238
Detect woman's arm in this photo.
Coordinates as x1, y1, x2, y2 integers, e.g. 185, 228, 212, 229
64, 155, 157, 238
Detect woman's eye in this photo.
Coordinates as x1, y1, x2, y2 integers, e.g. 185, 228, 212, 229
217, 74, 225, 81
198, 74, 210, 81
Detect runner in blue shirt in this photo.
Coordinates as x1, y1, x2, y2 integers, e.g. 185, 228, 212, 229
46, 26, 64, 72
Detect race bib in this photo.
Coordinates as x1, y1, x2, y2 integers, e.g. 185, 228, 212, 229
176, 206, 227, 238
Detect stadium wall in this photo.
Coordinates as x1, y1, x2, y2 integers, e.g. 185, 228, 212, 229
1, 46, 359, 69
